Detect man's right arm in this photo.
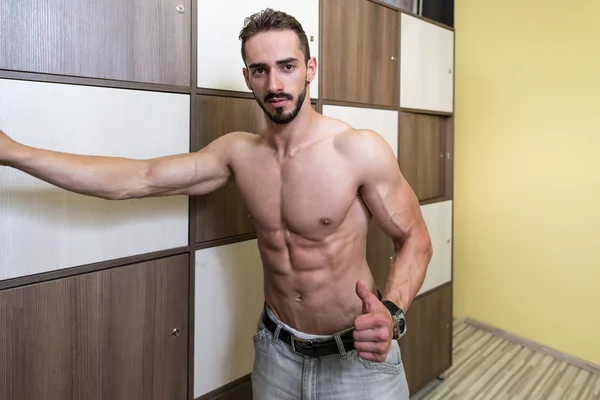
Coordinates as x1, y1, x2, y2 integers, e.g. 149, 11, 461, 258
0, 129, 233, 200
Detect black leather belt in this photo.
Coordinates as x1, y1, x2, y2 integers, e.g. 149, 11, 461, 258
261, 290, 382, 358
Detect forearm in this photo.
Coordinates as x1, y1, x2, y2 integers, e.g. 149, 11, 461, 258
8, 144, 150, 200
382, 231, 433, 312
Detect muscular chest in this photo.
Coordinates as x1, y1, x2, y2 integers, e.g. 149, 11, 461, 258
234, 148, 359, 238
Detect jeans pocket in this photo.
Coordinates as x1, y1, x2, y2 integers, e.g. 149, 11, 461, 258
355, 340, 404, 374
253, 318, 271, 344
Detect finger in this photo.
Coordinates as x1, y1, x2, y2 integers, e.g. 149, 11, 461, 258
353, 327, 390, 343
353, 313, 376, 331
354, 340, 389, 354
355, 280, 379, 312
354, 313, 390, 332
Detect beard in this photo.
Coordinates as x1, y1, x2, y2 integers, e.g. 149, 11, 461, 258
253, 80, 308, 125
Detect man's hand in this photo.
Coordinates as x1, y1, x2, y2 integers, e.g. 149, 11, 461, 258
353, 279, 394, 363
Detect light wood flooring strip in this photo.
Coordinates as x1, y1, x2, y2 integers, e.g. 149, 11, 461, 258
411, 320, 600, 400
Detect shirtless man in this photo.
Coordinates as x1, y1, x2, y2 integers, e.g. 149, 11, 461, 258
0, 8, 432, 399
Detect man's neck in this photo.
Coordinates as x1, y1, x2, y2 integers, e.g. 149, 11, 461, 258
261, 103, 318, 160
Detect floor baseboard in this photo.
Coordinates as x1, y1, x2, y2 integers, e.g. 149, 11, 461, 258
463, 317, 600, 376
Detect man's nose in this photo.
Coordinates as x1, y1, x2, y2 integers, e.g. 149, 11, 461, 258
268, 71, 284, 93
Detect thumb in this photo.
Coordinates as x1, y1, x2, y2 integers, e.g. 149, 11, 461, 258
355, 280, 377, 313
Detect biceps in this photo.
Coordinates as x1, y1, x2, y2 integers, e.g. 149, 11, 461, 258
144, 150, 230, 196
362, 174, 421, 242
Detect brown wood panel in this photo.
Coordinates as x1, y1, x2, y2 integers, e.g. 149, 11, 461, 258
399, 283, 452, 394
399, 112, 448, 201
0, 247, 190, 291
445, 116, 454, 199
0, 0, 191, 86
193, 95, 266, 243
366, 222, 395, 291
0, 254, 189, 400
322, 0, 399, 107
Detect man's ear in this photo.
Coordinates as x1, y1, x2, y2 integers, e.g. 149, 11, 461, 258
306, 57, 317, 83
243, 67, 252, 91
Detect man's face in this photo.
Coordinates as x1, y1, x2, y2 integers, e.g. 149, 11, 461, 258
243, 30, 316, 124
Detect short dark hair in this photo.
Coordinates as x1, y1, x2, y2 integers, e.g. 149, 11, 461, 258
239, 8, 311, 65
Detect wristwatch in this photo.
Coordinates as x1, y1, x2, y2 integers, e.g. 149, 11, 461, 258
382, 300, 407, 339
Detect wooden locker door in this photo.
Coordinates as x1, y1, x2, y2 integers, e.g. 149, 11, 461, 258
0, 0, 191, 85
366, 222, 395, 290
194, 95, 266, 243
0, 254, 189, 400
399, 112, 446, 201
0, 78, 189, 280
197, 0, 319, 98
399, 284, 452, 395
322, 0, 399, 106
418, 200, 452, 295
400, 13, 454, 113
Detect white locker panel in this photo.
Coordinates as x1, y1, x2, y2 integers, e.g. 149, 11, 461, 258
400, 13, 454, 113
197, 0, 319, 98
0, 79, 190, 280
194, 239, 265, 398
418, 200, 453, 295
322, 105, 399, 158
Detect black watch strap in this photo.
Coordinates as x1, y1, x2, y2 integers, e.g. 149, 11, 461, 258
382, 300, 403, 315
382, 300, 406, 339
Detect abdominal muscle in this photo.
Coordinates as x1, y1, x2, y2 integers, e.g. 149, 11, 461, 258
257, 217, 379, 336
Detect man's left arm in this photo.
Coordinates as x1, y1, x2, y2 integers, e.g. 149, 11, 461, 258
354, 129, 433, 313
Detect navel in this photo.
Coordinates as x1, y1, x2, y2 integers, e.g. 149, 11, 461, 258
295, 293, 303, 302
320, 217, 332, 225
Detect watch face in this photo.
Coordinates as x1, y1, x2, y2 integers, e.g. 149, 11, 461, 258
398, 317, 406, 333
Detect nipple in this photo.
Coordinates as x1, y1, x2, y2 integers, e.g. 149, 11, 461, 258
320, 218, 332, 225
295, 293, 303, 302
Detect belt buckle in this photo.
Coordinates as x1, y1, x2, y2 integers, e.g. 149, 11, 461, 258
290, 336, 314, 355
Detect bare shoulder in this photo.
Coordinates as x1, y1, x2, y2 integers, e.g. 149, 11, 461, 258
333, 127, 398, 169
197, 130, 261, 159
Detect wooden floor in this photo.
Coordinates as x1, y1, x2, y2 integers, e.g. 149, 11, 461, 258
411, 320, 600, 400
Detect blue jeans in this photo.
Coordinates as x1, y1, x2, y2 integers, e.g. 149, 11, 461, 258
251, 303, 410, 399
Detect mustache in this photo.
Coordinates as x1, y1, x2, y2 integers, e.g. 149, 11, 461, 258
264, 92, 293, 102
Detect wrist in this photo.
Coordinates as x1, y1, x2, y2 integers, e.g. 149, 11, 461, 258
6, 143, 30, 168
381, 299, 407, 339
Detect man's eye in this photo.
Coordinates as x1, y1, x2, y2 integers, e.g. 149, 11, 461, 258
254, 68, 265, 74
284, 64, 294, 70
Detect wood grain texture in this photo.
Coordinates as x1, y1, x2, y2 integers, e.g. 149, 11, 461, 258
399, 283, 452, 395
322, 0, 399, 107
0, 0, 191, 85
0, 78, 190, 281
412, 320, 600, 400
0, 254, 189, 400
399, 112, 449, 201
366, 222, 395, 290
194, 95, 265, 243
444, 116, 454, 199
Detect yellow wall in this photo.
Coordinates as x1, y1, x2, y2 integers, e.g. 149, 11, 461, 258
453, 0, 600, 365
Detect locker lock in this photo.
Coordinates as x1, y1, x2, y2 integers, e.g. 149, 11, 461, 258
172, 328, 181, 337
176, 4, 185, 13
